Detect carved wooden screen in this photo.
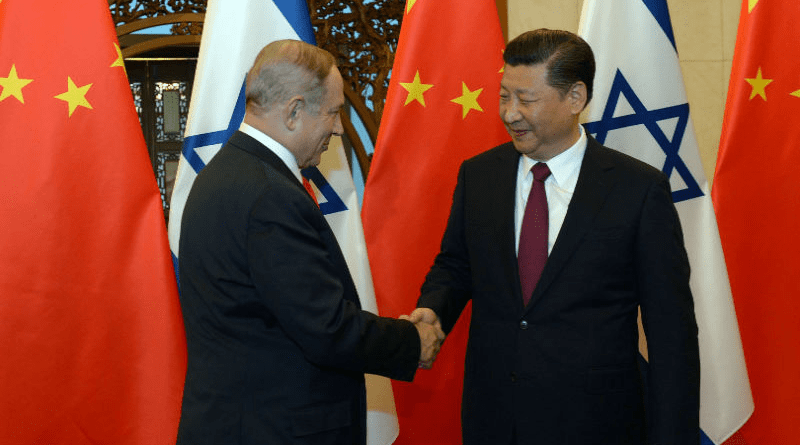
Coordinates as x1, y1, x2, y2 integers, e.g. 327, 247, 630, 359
110, 0, 403, 181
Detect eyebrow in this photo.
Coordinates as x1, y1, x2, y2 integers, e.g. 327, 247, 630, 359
500, 85, 538, 98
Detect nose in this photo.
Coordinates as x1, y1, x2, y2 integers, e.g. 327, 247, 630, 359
333, 110, 344, 136
500, 100, 520, 124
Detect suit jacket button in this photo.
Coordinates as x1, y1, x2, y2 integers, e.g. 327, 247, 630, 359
520, 320, 529, 330
510, 372, 517, 383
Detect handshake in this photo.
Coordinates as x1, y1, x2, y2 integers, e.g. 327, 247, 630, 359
400, 308, 446, 369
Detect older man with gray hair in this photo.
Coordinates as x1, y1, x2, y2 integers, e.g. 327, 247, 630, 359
176, 39, 444, 445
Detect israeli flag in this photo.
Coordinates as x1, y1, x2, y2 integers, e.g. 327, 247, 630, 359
579, 0, 753, 443
167, 1, 399, 443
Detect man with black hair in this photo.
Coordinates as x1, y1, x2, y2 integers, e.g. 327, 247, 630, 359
406, 29, 700, 445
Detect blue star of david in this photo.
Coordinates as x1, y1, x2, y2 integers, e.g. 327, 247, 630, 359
180, 82, 347, 216
584, 70, 703, 203
181, 83, 248, 175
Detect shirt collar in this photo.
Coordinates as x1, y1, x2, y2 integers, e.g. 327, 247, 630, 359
239, 122, 303, 183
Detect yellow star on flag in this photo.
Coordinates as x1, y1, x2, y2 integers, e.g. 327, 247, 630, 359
451, 82, 484, 119
745, 67, 772, 101
0, 64, 34, 104
791, 89, 800, 98
749, 0, 759, 13
55, 77, 93, 117
400, 70, 434, 107
111, 42, 128, 77
406, 0, 417, 14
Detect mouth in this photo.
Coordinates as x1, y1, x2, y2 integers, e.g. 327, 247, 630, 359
509, 129, 529, 138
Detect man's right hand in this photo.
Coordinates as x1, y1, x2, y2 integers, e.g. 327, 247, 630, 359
401, 308, 445, 369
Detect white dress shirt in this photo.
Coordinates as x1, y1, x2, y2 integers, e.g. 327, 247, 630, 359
240, 123, 303, 184
515, 126, 588, 255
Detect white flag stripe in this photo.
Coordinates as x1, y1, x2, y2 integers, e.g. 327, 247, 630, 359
167, 1, 399, 443
578, 0, 753, 443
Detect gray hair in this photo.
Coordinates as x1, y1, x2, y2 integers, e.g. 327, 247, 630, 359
245, 39, 337, 114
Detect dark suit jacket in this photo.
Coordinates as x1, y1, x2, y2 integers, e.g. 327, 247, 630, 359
418, 136, 700, 445
176, 131, 420, 445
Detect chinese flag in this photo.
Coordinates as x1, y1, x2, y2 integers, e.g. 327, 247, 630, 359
0, 1, 186, 444
712, 1, 800, 444
361, 0, 508, 443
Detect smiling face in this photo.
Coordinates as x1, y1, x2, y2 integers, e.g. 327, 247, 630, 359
294, 67, 345, 169
499, 63, 585, 161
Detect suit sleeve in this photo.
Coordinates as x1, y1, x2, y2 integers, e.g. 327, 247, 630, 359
248, 183, 420, 382
635, 176, 700, 445
417, 163, 473, 334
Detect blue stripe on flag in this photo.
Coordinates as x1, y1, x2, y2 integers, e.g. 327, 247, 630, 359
641, 0, 677, 50
273, 0, 316, 44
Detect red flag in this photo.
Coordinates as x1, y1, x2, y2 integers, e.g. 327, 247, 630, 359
361, 1, 508, 443
0, 1, 186, 443
712, 1, 800, 444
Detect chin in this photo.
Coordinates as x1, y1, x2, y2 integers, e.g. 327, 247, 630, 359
511, 143, 532, 154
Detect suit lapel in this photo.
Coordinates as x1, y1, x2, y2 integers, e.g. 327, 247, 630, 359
490, 144, 527, 309
525, 137, 617, 311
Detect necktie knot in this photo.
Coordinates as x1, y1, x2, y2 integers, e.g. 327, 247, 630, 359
532, 162, 551, 182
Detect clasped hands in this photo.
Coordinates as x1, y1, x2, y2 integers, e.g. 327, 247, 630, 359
400, 308, 445, 369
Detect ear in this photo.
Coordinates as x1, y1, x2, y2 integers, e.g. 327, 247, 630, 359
284, 96, 305, 131
567, 81, 588, 114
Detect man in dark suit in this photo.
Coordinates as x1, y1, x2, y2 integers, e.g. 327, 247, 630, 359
176, 40, 444, 445
406, 29, 700, 445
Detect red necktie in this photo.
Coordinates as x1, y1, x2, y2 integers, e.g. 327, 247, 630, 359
518, 162, 551, 306
302, 177, 318, 206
